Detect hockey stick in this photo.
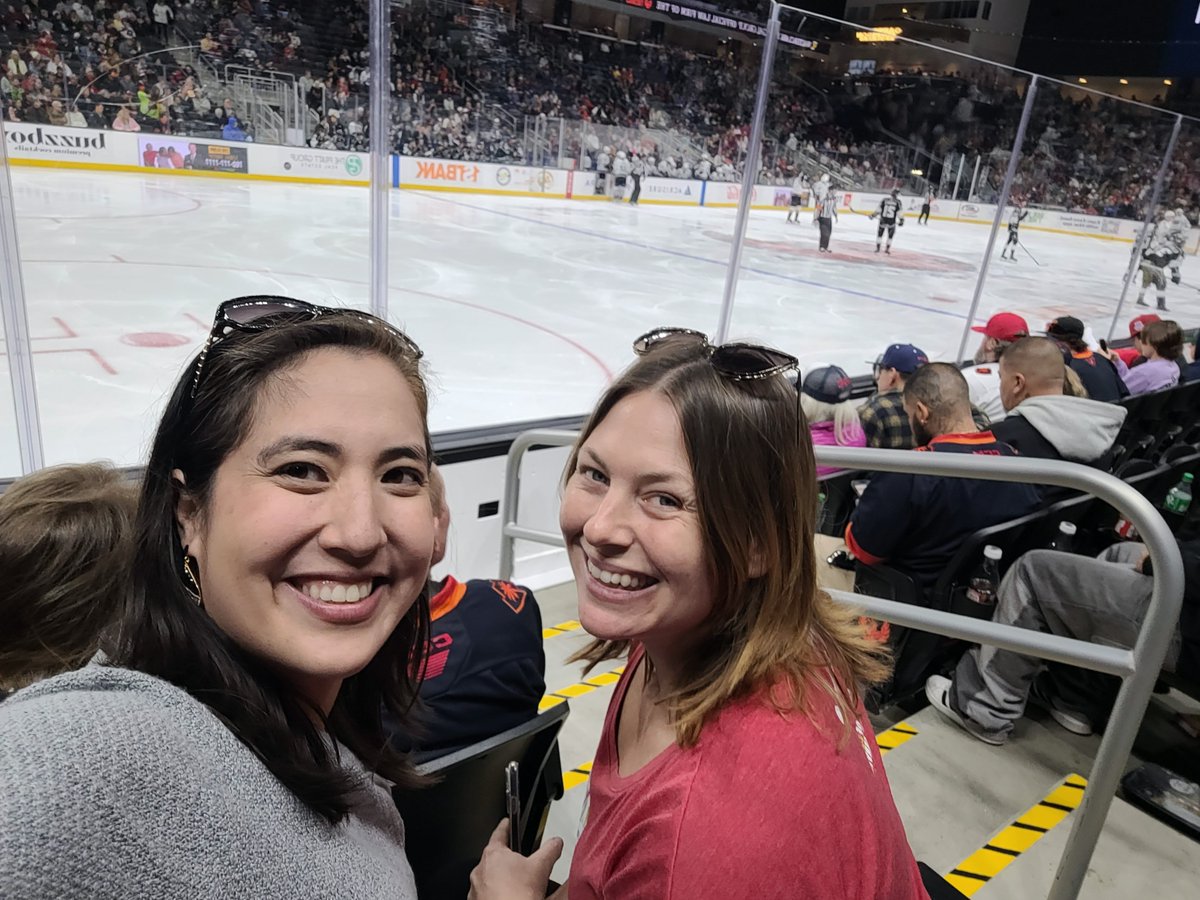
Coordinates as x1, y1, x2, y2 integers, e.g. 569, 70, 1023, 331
1017, 239, 1043, 267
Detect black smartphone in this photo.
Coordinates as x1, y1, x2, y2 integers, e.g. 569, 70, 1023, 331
1099, 338, 1109, 352
505, 761, 521, 853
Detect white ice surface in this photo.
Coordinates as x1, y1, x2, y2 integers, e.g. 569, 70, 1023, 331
2, 167, 1193, 475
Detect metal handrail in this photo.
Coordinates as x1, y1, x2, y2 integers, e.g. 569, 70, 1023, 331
498, 431, 1185, 900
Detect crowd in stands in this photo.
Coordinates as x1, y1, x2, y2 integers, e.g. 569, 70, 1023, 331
2, 0, 1198, 216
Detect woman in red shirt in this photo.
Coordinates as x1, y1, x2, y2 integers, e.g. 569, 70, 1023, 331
471, 329, 927, 900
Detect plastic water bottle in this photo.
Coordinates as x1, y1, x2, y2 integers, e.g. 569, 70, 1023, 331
1164, 474, 1193, 516
965, 545, 1003, 607
1049, 521, 1077, 553
1163, 473, 1193, 530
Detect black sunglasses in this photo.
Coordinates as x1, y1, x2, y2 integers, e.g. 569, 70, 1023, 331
190, 296, 423, 398
633, 327, 800, 382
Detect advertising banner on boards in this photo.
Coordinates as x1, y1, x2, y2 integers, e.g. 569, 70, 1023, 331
137, 137, 249, 173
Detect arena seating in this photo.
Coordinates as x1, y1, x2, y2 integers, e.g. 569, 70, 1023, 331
2, 1, 1196, 216
392, 700, 569, 899
845, 371, 1200, 708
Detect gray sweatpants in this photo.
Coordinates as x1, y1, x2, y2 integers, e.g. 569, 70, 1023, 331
952, 544, 1182, 739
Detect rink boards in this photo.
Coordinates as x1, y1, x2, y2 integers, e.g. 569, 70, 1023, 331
7, 123, 1198, 252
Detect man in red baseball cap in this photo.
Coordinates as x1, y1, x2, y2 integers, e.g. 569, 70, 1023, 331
961, 312, 1030, 422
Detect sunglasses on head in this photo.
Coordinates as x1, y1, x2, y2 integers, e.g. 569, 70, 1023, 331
189, 296, 422, 399
632, 327, 800, 382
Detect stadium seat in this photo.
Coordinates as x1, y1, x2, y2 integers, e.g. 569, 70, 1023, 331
816, 469, 868, 537
393, 701, 569, 899
1166, 381, 1200, 432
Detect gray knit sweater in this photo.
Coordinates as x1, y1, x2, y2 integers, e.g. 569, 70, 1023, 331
0, 662, 418, 900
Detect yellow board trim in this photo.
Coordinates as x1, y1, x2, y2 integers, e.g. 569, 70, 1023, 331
944, 774, 1087, 896
9, 156, 367, 187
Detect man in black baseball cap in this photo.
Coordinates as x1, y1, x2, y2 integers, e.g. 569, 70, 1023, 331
1046, 316, 1127, 402
859, 343, 929, 449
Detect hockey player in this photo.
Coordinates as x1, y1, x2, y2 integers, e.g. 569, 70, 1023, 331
870, 188, 905, 254
787, 172, 808, 224
596, 146, 612, 197
1000, 206, 1029, 260
611, 150, 631, 202
1165, 207, 1190, 285
1136, 241, 1182, 312
918, 192, 932, 225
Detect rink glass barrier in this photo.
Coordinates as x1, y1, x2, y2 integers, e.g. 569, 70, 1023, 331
3, 0, 1200, 477
724, 5, 1198, 370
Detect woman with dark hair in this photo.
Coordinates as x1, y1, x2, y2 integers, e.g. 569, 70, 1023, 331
0, 298, 435, 898
471, 329, 925, 899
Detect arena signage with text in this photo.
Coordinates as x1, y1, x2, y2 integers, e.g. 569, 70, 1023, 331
4, 124, 128, 163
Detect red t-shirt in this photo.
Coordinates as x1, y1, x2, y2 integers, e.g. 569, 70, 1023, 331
568, 647, 928, 900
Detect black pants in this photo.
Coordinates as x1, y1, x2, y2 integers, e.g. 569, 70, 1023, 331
629, 174, 641, 204
818, 216, 833, 250
918, 205, 930, 224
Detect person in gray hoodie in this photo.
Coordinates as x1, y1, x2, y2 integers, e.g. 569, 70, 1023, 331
991, 336, 1126, 469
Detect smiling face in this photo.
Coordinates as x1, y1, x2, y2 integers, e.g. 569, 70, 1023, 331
176, 348, 435, 713
559, 390, 714, 651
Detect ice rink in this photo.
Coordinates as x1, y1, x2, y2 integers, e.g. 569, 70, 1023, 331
4, 166, 1194, 474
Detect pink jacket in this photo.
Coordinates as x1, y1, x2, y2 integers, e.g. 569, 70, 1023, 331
810, 419, 866, 478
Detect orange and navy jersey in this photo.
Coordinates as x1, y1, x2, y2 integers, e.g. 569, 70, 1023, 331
845, 432, 1042, 599
389, 576, 545, 759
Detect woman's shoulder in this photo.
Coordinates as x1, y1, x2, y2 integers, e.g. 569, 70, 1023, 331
0, 661, 236, 781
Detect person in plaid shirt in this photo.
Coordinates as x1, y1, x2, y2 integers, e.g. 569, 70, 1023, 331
858, 343, 928, 449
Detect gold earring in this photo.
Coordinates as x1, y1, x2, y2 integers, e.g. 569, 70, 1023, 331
182, 552, 203, 606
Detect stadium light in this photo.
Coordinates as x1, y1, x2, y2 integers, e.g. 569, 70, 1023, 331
856, 26, 902, 42
1164, 79, 1173, 86
911, 168, 924, 176
1078, 77, 1088, 84
1120, 78, 1129, 85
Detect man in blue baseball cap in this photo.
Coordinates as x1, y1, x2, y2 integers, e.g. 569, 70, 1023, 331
858, 343, 930, 449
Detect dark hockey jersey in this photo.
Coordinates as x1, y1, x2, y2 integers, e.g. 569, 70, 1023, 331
877, 197, 902, 222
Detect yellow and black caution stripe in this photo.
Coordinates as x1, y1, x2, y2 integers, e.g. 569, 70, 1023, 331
876, 721, 919, 754
944, 774, 1088, 897
538, 666, 625, 714
542, 619, 584, 640
559, 719, 920, 793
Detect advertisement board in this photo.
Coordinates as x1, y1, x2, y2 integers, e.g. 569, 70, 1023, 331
137, 136, 249, 173
4, 124, 131, 164
264, 146, 368, 182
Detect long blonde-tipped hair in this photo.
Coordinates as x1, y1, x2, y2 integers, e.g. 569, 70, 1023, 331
566, 339, 890, 747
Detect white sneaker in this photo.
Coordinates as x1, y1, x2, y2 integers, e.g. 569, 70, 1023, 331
925, 675, 1008, 746
1029, 682, 1094, 736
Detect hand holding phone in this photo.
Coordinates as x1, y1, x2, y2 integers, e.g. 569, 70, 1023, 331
505, 761, 521, 853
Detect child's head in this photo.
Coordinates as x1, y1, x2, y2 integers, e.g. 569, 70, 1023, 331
0, 463, 137, 692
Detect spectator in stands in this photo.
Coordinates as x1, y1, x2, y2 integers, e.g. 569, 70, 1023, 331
991, 337, 1126, 468
392, 466, 545, 760
845, 363, 1042, 601
1048, 316, 1128, 402
0, 303, 435, 896
111, 104, 139, 131
221, 113, 247, 141
47, 98, 67, 125
962, 312, 1030, 423
1114, 314, 1160, 368
471, 330, 925, 898
928, 535, 1200, 744
859, 343, 928, 450
800, 364, 866, 477
1104, 319, 1183, 395
0, 463, 136, 700
1187, 343, 1200, 384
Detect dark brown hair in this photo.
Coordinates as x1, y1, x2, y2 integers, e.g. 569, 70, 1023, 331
566, 339, 889, 746
112, 311, 431, 823
0, 464, 137, 691
1142, 320, 1183, 362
